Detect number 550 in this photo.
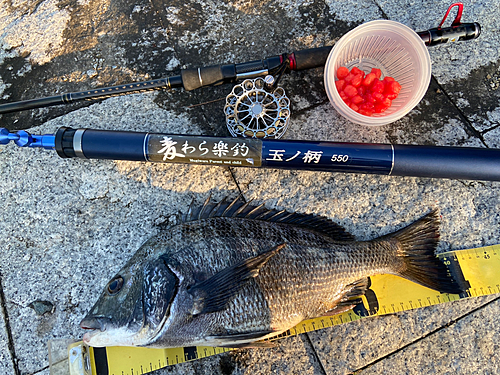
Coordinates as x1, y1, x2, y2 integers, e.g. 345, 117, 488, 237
331, 154, 349, 162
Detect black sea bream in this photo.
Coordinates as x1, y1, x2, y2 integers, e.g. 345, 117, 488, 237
80, 196, 461, 348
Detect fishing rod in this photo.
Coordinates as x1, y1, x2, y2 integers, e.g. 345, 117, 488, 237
1, 126, 499, 181
0, 3, 480, 116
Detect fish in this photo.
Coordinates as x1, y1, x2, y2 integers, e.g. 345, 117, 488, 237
80, 195, 462, 349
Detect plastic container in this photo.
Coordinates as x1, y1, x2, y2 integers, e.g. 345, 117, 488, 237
324, 20, 432, 126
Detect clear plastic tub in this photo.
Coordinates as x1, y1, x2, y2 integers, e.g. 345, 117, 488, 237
324, 20, 432, 126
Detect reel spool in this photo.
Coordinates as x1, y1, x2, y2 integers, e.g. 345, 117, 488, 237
225, 76, 290, 139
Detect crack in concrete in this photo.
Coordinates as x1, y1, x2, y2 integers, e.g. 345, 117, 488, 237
371, 0, 390, 20
291, 99, 330, 119
482, 122, 500, 135
304, 332, 329, 375
431, 76, 488, 147
0, 269, 21, 375
351, 295, 500, 374
25, 365, 49, 375
228, 166, 245, 196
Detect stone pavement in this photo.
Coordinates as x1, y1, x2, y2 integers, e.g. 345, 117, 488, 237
0, 0, 499, 374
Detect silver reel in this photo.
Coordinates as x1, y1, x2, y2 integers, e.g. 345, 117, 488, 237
225, 76, 290, 139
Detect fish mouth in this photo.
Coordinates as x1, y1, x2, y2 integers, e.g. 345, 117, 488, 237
80, 316, 110, 331
80, 316, 111, 344
80, 316, 144, 347
80, 316, 112, 346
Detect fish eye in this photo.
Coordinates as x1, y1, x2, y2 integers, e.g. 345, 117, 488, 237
107, 276, 124, 295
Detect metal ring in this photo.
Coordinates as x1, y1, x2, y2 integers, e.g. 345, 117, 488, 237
73, 129, 87, 159
224, 77, 290, 139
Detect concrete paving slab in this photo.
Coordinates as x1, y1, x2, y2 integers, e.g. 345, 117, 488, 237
357, 296, 500, 374
0, 0, 499, 374
308, 295, 498, 374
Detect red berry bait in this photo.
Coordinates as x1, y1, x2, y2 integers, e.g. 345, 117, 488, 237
336, 66, 402, 116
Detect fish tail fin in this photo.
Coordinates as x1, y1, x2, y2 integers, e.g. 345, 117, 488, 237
383, 210, 463, 294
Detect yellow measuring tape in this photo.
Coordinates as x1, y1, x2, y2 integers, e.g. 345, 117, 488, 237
67, 244, 500, 375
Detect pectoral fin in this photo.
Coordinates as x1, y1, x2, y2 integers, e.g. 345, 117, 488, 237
188, 243, 286, 315
320, 298, 363, 317
322, 278, 368, 316
341, 278, 369, 301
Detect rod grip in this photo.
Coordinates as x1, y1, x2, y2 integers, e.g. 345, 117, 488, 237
181, 64, 237, 91
292, 46, 333, 71
55, 128, 148, 161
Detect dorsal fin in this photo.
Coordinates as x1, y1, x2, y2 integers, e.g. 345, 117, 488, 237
181, 195, 354, 241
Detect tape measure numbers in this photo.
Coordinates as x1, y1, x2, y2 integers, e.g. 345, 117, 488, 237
67, 245, 500, 375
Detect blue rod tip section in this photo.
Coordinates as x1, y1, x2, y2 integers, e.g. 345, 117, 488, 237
0, 128, 55, 149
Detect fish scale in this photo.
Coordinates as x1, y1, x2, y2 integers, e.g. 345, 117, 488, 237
80, 197, 462, 349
